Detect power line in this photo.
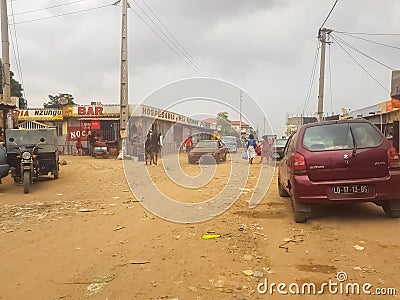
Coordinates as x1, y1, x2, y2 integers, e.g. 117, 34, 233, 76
139, 0, 212, 78
331, 35, 389, 93
126, 4, 210, 77
333, 31, 400, 50
328, 42, 333, 114
320, 0, 339, 29
8, 0, 26, 100
331, 33, 394, 70
303, 41, 320, 116
334, 30, 400, 36
11, 4, 112, 25
130, 0, 210, 77
11, 0, 87, 16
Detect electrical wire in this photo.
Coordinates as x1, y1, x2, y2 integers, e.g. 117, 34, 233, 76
8, 0, 26, 100
331, 35, 389, 93
334, 31, 400, 36
129, 0, 210, 78
10, 0, 87, 16
127, 4, 210, 77
139, 0, 213, 78
303, 41, 320, 116
333, 31, 400, 50
11, 4, 112, 25
320, 0, 339, 29
328, 42, 333, 115
331, 33, 394, 70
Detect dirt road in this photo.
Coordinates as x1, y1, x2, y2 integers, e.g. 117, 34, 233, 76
0, 154, 398, 299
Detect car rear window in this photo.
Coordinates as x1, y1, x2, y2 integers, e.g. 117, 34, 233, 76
195, 140, 218, 148
303, 122, 383, 151
274, 139, 287, 147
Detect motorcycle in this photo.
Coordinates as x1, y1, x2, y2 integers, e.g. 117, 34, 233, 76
8, 137, 45, 194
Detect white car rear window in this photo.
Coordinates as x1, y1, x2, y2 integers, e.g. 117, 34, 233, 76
303, 123, 383, 151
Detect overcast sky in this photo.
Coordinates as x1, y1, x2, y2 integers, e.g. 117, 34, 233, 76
4, 0, 400, 136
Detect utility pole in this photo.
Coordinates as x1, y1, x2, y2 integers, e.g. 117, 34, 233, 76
1, 0, 11, 105
317, 28, 331, 122
114, 0, 129, 137
239, 89, 243, 136
263, 116, 265, 137
1, 0, 13, 131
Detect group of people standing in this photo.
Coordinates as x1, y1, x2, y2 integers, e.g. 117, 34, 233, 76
246, 133, 274, 164
75, 131, 101, 157
144, 130, 162, 165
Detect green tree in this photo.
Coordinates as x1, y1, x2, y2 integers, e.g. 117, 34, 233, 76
217, 111, 238, 136
44, 93, 76, 108
0, 59, 27, 108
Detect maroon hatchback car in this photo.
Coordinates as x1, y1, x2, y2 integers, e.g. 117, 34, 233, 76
278, 119, 400, 222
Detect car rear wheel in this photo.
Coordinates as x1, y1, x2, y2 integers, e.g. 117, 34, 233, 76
290, 197, 307, 223
382, 202, 400, 218
278, 176, 290, 197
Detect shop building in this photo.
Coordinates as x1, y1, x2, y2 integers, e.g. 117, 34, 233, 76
346, 98, 400, 137
127, 104, 216, 156
15, 103, 216, 156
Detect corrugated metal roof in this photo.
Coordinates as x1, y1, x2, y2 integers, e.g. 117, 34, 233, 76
0, 95, 17, 108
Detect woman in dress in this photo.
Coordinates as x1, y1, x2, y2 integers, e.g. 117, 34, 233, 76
247, 133, 257, 164
261, 137, 271, 163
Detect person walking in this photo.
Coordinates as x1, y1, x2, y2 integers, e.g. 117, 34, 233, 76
144, 133, 152, 165
247, 133, 257, 164
185, 136, 193, 153
87, 131, 95, 157
158, 132, 163, 158
151, 130, 160, 165
76, 138, 83, 156
261, 137, 271, 163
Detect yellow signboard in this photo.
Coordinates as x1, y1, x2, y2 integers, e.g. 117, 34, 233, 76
17, 109, 63, 121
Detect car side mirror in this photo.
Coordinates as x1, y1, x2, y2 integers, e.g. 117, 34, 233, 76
9, 137, 14, 142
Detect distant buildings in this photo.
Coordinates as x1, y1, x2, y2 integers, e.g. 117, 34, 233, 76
285, 98, 400, 140
343, 98, 400, 137
286, 116, 318, 135
201, 118, 254, 137
230, 120, 252, 136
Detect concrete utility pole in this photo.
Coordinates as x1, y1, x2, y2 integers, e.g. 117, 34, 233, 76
114, 0, 129, 136
317, 28, 331, 122
1, 0, 11, 105
263, 116, 265, 137
239, 89, 243, 135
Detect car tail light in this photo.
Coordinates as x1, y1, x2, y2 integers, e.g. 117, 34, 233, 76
388, 145, 400, 169
293, 152, 307, 175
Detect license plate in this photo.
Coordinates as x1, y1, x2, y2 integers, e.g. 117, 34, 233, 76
332, 185, 369, 194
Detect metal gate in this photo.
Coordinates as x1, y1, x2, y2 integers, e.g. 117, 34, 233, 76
18, 120, 54, 130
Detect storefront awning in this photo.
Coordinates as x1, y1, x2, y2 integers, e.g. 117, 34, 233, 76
0, 96, 17, 109
78, 117, 120, 121
0, 103, 16, 110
